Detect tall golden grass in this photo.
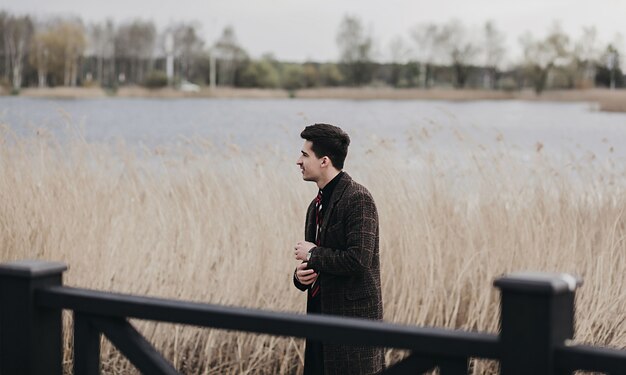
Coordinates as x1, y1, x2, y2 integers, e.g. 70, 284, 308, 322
0, 123, 625, 374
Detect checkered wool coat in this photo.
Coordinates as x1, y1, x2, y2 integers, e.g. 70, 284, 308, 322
294, 172, 384, 375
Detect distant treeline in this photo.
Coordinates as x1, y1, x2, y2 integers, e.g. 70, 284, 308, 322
0, 10, 624, 94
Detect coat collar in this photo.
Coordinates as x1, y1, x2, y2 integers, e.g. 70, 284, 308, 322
320, 172, 351, 228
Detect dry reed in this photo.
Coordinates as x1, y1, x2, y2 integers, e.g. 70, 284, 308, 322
0, 123, 625, 374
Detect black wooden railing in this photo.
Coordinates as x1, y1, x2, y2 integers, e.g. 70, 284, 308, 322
0, 260, 625, 374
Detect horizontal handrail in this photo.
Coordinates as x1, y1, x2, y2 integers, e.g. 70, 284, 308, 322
8, 260, 624, 375
555, 344, 626, 373
37, 285, 500, 360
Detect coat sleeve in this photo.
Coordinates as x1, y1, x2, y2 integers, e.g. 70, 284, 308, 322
307, 190, 378, 276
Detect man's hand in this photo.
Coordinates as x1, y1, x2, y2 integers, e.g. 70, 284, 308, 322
294, 240, 316, 261
295, 262, 318, 285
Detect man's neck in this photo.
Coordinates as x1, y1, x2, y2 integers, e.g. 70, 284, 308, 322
316, 169, 341, 190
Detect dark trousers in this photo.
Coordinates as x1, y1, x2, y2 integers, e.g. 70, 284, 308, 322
304, 288, 324, 375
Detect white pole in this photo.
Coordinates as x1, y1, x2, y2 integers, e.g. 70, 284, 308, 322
607, 51, 616, 90
165, 32, 174, 86
210, 49, 216, 91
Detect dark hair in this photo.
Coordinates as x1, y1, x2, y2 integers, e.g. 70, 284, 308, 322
300, 123, 350, 169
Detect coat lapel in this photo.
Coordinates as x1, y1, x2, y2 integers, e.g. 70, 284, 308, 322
305, 199, 317, 242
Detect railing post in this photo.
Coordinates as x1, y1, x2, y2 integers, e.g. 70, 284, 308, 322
74, 312, 101, 375
0, 260, 67, 375
494, 272, 582, 375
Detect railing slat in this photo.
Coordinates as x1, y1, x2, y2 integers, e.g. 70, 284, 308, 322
380, 353, 436, 374
91, 316, 180, 375
36, 286, 500, 360
73, 313, 101, 375
438, 358, 468, 374
555, 344, 626, 374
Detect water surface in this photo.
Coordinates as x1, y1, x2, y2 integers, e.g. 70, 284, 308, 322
1, 97, 625, 163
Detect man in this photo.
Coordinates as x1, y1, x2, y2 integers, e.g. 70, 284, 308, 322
293, 123, 384, 375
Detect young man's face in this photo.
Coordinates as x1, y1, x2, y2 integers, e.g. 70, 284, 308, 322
297, 140, 324, 182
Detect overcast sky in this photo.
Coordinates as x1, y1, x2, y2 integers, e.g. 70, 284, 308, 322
3, 0, 626, 64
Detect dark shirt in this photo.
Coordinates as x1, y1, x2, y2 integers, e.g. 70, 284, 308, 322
304, 171, 344, 375
319, 171, 344, 216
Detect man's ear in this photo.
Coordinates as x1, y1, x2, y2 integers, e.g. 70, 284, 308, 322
321, 156, 329, 167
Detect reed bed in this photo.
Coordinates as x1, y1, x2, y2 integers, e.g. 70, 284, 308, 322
0, 124, 625, 374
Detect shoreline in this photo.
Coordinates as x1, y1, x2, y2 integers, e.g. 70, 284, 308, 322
2, 86, 625, 112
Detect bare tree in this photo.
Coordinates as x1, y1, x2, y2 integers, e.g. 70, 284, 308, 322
611, 33, 625, 72
102, 20, 116, 87
389, 36, 409, 63
213, 26, 247, 86
3, 14, 34, 90
439, 20, 480, 88
0, 12, 8, 81
60, 20, 86, 86
29, 20, 52, 87
410, 23, 443, 88
388, 35, 409, 87
171, 22, 205, 82
87, 22, 104, 82
25, 18, 86, 87
600, 40, 622, 89
519, 23, 570, 94
570, 26, 600, 88
336, 15, 374, 85
88, 20, 115, 85
482, 21, 506, 89
115, 20, 155, 84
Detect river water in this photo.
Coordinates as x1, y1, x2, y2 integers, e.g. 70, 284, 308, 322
1, 96, 625, 165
